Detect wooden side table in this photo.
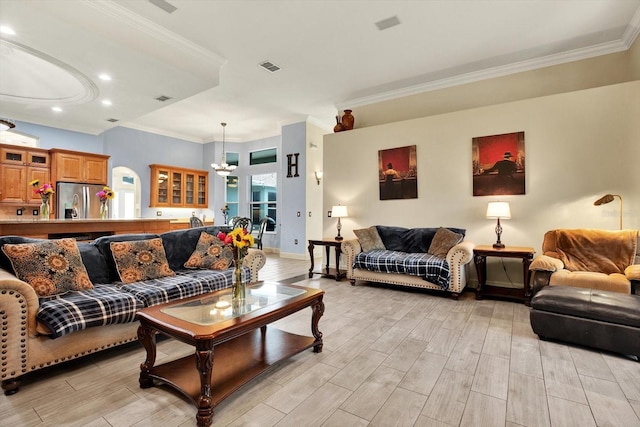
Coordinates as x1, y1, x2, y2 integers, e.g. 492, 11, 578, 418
308, 238, 346, 281
473, 245, 535, 305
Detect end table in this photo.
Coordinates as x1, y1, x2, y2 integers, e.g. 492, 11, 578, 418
473, 245, 535, 305
308, 238, 346, 281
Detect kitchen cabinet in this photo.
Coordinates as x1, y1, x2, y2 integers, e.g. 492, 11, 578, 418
0, 145, 50, 205
50, 149, 109, 184
150, 164, 208, 208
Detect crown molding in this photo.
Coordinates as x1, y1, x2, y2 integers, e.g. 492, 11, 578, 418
340, 37, 632, 110
118, 122, 205, 144
622, 5, 640, 48
85, 1, 226, 68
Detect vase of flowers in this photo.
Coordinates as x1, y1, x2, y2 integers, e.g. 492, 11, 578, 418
96, 186, 115, 220
217, 227, 255, 303
30, 180, 54, 220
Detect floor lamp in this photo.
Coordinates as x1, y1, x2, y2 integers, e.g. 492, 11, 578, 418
594, 194, 622, 230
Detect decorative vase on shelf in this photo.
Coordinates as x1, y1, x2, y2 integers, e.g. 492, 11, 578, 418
99, 202, 108, 220
39, 200, 50, 220
341, 109, 354, 130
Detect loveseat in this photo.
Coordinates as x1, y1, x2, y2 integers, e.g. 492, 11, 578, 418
0, 226, 266, 395
529, 228, 640, 295
341, 226, 474, 298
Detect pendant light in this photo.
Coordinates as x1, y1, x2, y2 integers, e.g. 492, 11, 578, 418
211, 122, 237, 177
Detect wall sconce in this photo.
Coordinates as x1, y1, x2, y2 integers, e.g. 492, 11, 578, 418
486, 201, 511, 248
314, 171, 323, 185
594, 193, 623, 230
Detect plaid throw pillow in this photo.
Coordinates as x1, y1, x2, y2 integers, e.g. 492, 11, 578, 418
110, 238, 175, 284
2, 238, 94, 297
184, 232, 234, 270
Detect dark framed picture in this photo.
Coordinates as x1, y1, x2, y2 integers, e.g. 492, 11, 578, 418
378, 145, 417, 200
472, 131, 525, 196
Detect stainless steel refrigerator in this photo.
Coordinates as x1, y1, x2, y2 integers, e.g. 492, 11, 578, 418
56, 182, 107, 219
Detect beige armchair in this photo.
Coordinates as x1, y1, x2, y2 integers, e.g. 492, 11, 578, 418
529, 229, 640, 295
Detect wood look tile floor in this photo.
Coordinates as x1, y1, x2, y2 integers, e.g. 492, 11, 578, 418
2, 254, 639, 426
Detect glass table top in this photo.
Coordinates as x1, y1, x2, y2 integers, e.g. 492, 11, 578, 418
160, 283, 306, 326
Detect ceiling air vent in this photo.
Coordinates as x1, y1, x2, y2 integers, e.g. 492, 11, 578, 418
155, 95, 172, 102
148, 0, 177, 14
106, 118, 119, 123
375, 15, 401, 31
259, 61, 281, 73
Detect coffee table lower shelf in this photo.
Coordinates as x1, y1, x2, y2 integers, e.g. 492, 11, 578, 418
143, 327, 316, 408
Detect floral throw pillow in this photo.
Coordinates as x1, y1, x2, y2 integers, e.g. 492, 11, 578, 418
110, 238, 175, 284
353, 226, 386, 252
2, 238, 94, 297
428, 227, 463, 258
184, 232, 234, 270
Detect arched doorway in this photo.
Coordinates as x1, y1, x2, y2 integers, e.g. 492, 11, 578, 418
111, 166, 141, 219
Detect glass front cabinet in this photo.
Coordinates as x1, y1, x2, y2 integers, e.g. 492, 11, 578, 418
150, 164, 208, 208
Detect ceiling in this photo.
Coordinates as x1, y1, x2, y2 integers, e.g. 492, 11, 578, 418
1, 0, 639, 143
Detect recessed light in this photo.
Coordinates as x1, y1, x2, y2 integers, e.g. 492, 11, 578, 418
0, 26, 16, 35
52, 107, 62, 112
101, 99, 112, 106
98, 74, 112, 81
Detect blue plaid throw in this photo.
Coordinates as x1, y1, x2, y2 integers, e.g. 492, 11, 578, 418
354, 250, 451, 289
36, 267, 250, 338
37, 284, 143, 339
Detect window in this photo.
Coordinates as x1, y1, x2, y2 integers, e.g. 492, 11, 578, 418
250, 173, 277, 231
226, 152, 239, 166
225, 176, 239, 218
250, 148, 277, 165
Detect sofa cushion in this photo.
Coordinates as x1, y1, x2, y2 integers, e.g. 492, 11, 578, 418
93, 234, 160, 283
110, 238, 175, 284
376, 226, 466, 253
160, 226, 228, 271
118, 268, 247, 307
184, 231, 234, 270
0, 235, 42, 274
428, 227, 464, 258
353, 249, 451, 289
354, 226, 386, 252
549, 270, 630, 294
36, 284, 143, 338
2, 238, 94, 297
77, 242, 110, 284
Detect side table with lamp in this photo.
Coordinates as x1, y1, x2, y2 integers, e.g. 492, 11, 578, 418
475, 202, 535, 304
307, 205, 349, 281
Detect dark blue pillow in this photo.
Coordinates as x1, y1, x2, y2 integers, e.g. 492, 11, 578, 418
160, 226, 227, 271
375, 226, 466, 253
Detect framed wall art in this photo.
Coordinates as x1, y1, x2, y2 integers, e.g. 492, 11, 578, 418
472, 131, 525, 196
378, 145, 417, 200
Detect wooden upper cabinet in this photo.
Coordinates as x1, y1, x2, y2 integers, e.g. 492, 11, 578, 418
150, 164, 208, 208
50, 149, 109, 184
0, 145, 50, 204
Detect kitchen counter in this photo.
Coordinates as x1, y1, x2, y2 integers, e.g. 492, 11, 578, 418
0, 218, 173, 239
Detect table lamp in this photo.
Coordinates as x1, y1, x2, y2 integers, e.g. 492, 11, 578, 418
331, 205, 348, 241
486, 201, 511, 249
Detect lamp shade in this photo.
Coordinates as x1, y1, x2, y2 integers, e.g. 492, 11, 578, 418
331, 205, 348, 218
486, 202, 511, 219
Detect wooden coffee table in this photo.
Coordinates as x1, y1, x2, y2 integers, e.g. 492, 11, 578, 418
136, 282, 324, 427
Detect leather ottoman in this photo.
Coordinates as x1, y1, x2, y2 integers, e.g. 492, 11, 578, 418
530, 285, 640, 360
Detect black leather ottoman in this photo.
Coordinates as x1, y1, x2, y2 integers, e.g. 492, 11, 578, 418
530, 286, 640, 360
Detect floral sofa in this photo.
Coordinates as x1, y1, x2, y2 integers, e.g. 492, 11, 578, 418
0, 226, 266, 395
341, 226, 474, 298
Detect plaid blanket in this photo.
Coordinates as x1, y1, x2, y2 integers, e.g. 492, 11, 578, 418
36, 267, 250, 339
354, 250, 451, 289
37, 284, 143, 339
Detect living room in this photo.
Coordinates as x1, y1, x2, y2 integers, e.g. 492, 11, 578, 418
1, 1, 639, 426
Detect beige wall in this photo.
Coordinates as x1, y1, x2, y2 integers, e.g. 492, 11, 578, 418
353, 47, 638, 130
323, 81, 639, 285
